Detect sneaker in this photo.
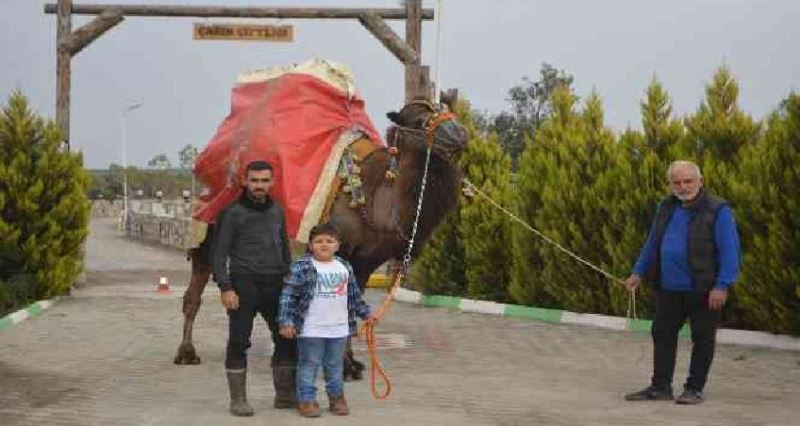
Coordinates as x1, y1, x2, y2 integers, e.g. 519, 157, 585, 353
624, 385, 674, 401
675, 387, 704, 405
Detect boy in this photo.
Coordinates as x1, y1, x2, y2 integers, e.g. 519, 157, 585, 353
278, 223, 375, 418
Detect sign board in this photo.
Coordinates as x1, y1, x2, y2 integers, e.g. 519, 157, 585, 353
193, 23, 294, 42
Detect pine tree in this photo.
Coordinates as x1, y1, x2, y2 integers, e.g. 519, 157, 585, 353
0, 92, 90, 309
459, 131, 513, 302
732, 93, 800, 334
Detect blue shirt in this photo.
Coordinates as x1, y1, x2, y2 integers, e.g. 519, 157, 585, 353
633, 204, 740, 291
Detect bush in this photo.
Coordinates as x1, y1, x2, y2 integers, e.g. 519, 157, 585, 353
0, 91, 90, 311
0, 274, 38, 316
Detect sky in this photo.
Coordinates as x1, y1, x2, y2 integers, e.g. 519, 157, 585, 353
1, 0, 798, 169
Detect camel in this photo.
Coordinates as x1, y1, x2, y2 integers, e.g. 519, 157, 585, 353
173, 93, 468, 381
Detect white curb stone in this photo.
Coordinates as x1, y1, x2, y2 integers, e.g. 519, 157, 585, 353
1, 297, 59, 330
717, 329, 800, 351
560, 312, 629, 331
460, 299, 506, 315
393, 288, 800, 352
36, 300, 53, 310
8, 309, 29, 324
393, 288, 422, 304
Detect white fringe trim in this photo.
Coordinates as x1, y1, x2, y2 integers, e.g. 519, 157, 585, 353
296, 130, 363, 243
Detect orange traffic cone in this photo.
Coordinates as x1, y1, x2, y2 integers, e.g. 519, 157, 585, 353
156, 276, 171, 294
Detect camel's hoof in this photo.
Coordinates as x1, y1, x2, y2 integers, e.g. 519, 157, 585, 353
173, 343, 201, 365
343, 358, 364, 381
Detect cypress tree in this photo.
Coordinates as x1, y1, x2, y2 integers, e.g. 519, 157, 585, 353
459, 131, 513, 302
599, 79, 689, 317
406, 98, 478, 296
732, 93, 800, 334
508, 87, 575, 307
406, 210, 466, 296
0, 92, 90, 311
595, 129, 653, 316
510, 87, 616, 311
685, 66, 760, 199
538, 91, 616, 312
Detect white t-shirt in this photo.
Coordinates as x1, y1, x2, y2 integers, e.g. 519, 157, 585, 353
300, 258, 350, 338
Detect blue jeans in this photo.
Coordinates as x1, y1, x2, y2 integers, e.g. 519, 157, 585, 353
297, 337, 347, 403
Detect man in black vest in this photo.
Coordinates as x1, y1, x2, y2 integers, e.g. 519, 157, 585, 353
213, 160, 297, 416
624, 160, 740, 405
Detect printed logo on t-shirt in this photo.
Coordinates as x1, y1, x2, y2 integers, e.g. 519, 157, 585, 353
315, 268, 348, 299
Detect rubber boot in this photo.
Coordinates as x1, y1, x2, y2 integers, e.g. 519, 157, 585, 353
272, 365, 298, 409
226, 370, 255, 416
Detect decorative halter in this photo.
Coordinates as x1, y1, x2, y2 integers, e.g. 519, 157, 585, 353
424, 111, 457, 148
394, 99, 459, 149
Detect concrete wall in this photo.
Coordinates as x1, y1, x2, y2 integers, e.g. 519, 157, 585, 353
91, 200, 123, 218
102, 199, 198, 250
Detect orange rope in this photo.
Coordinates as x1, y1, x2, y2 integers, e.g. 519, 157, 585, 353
358, 267, 405, 399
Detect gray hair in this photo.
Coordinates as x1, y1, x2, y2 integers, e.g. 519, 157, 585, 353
667, 160, 702, 181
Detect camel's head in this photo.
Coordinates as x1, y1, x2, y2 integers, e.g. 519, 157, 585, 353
386, 91, 468, 159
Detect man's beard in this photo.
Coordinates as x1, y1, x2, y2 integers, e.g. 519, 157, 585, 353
248, 189, 267, 201
675, 188, 700, 201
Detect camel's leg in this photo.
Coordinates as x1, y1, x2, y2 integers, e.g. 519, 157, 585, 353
173, 247, 211, 365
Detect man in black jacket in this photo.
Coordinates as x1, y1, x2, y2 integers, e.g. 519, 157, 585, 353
213, 160, 297, 416
623, 160, 740, 405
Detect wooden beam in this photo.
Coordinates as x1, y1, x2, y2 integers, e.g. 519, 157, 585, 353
60, 9, 124, 56
44, 4, 434, 20
358, 12, 418, 64
56, 0, 72, 150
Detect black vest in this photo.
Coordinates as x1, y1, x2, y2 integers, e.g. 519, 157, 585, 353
646, 190, 727, 291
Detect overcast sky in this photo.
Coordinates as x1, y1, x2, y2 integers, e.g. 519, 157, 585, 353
2, 0, 798, 168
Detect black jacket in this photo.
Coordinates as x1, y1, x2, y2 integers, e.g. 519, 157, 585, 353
646, 190, 727, 291
212, 193, 291, 291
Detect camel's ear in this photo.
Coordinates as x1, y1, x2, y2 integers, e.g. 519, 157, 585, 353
440, 88, 459, 110
387, 111, 402, 125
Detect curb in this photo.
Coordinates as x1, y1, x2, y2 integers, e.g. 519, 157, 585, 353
0, 298, 58, 332
392, 288, 800, 351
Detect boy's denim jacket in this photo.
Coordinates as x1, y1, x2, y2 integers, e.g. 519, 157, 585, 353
279, 254, 371, 336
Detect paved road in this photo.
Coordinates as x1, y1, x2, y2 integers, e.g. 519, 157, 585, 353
1, 218, 799, 425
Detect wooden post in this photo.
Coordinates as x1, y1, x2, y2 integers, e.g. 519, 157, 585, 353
404, 0, 429, 102
405, 0, 422, 59
56, 0, 72, 150
405, 64, 431, 104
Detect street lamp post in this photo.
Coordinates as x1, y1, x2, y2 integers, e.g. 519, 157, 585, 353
121, 102, 142, 229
